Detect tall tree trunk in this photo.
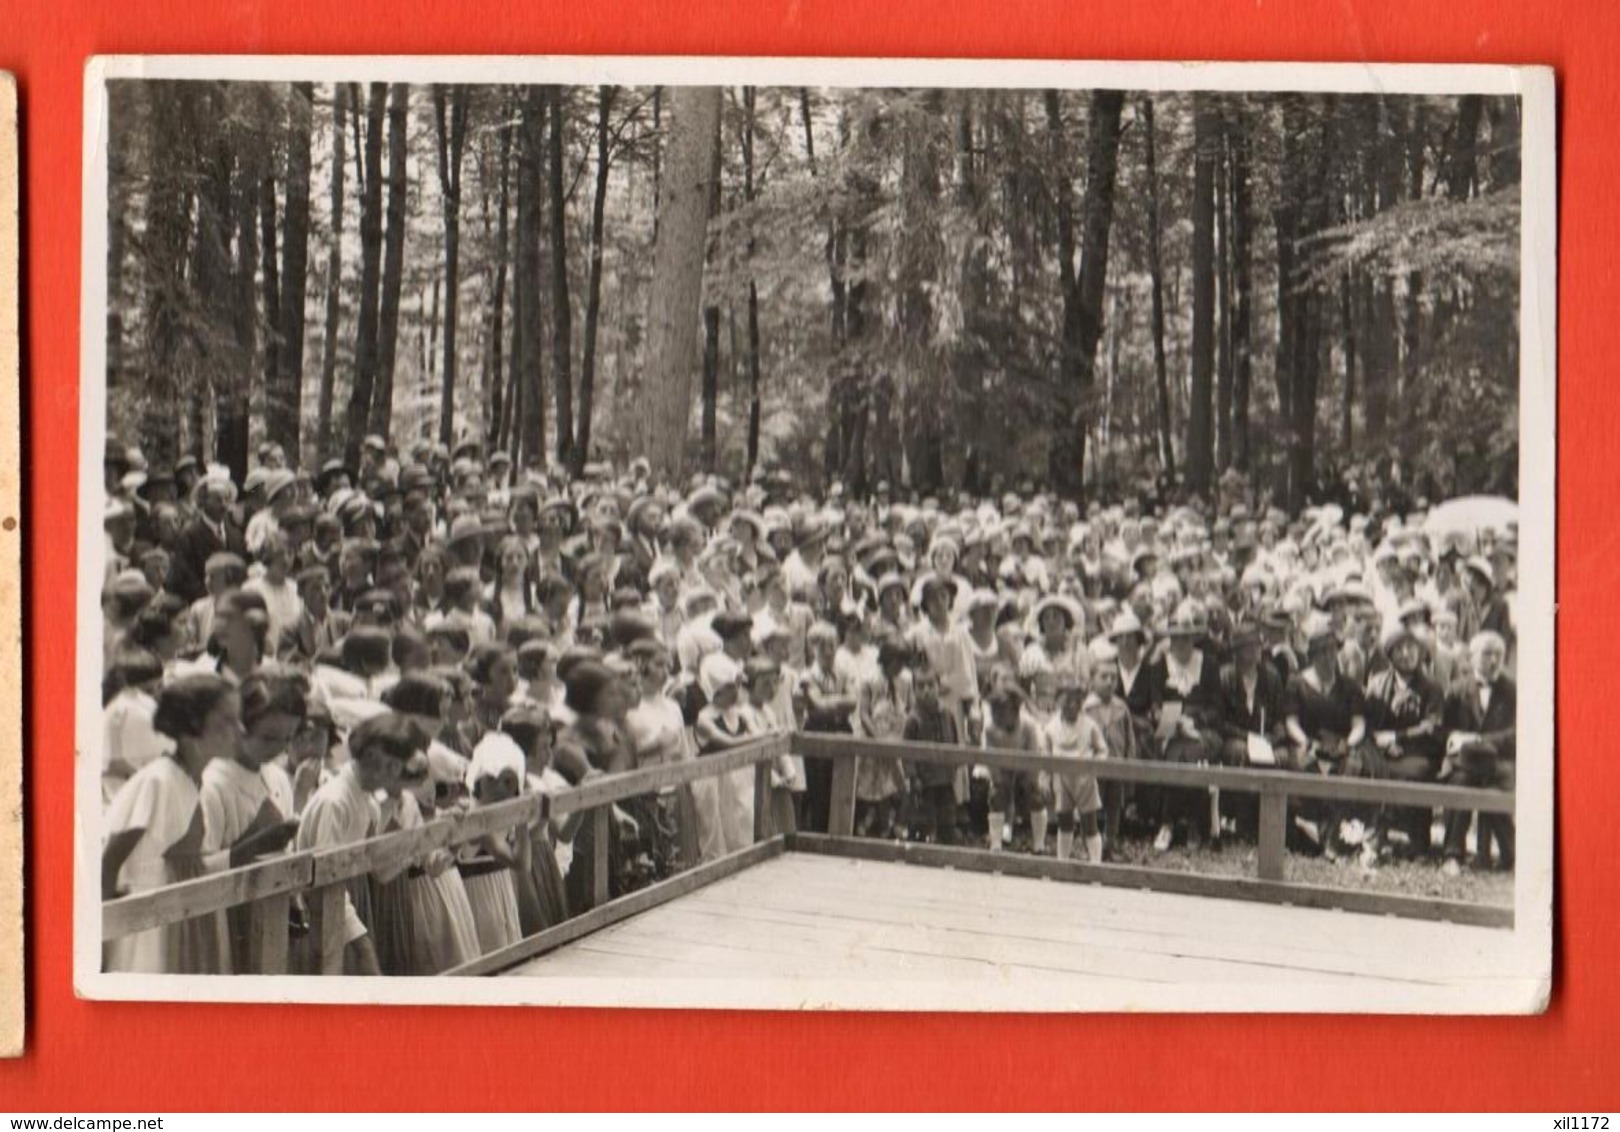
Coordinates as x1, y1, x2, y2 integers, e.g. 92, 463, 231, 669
345, 82, 387, 467
699, 99, 724, 474
138, 84, 193, 468
1186, 94, 1219, 496
738, 86, 764, 478
516, 88, 547, 469
1341, 275, 1357, 449
1214, 103, 1233, 471
1046, 88, 1124, 497
259, 171, 280, 447
316, 83, 347, 464
576, 85, 615, 472
1142, 96, 1176, 482
639, 86, 721, 480
487, 105, 513, 450
1229, 101, 1254, 472
219, 141, 258, 482
547, 85, 575, 469
434, 83, 469, 447
1446, 95, 1483, 199
274, 82, 313, 464
369, 82, 410, 443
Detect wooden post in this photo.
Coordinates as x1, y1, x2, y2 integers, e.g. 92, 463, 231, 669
309, 883, 348, 975
592, 804, 612, 908
827, 751, 858, 838
754, 761, 776, 842
246, 892, 291, 975
1258, 790, 1288, 882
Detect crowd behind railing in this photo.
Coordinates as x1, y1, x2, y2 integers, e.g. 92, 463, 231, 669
97, 436, 1519, 975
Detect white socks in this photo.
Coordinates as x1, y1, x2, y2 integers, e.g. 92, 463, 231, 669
1056, 830, 1074, 860
988, 812, 1005, 851
1086, 834, 1104, 862
1031, 809, 1049, 855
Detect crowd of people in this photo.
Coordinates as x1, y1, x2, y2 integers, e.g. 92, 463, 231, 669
97, 432, 1519, 977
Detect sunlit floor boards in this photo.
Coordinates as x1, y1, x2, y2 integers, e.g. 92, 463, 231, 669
500, 852, 1528, 1012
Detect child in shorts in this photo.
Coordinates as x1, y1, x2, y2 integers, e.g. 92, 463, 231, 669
1045, 669, 1109, 862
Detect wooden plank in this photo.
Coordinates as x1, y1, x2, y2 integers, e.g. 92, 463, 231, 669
591, 805, 611, 909
1258, 792, 1287, 882
754, 762, 776, 841
102, 852, 313, 939
308, 883, 349, 975
827, 751, 858, 837
308, 795, 542, 888
791, 734, 1515, 811
246, 893, 291, 975
786, 834, 1513, 929
549, 736, 789, 817
458, 835, 786, 976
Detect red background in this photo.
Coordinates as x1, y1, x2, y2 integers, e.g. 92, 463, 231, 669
0, 0, 1608, 1111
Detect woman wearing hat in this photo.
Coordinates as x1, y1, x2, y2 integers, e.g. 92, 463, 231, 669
1362, 620, 1446, 864
1146, 600, 1225, 853
1283, 614, 1373, 861
1020, 595, 1092, 694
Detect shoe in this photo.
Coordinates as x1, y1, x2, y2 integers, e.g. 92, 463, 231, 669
1153, 825, 1174, 853
1442, 857, 1462, 878
1208, 835, 1224, 855
1323, 842, 1340, 863
1359, 845, 1379, 872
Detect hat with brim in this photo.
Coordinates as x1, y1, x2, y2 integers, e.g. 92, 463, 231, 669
317, 459, 354, 494
539, 496, 578, 534
448, 514, 486, 545
1462, 555, 1495, 589
1031, 594, 1084, 632
965, 588, 1000, 616
1381, 620, 1428, 657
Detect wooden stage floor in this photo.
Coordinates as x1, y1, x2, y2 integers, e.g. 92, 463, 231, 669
500, 852, 1537, 1012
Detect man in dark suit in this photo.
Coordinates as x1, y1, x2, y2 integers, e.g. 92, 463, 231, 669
1440, 630, 1516, 873
165, 478, 246, 605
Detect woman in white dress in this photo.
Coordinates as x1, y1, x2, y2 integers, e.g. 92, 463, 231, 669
102, 675, 296, 975
199, 671, 306, 972
102, 648, 172, 807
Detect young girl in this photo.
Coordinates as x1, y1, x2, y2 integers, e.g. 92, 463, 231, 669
102, 648, 172, 807
199, 671, 306, 971
458, 732, 529, 956
744, 657, 799, 835
487, 534, 538, 637
501, 708, 572, 932
693, 653, 759, 859
1045, 671, 1109, 862
366, 685, 481, 976
901, 665, 961, 846
103, 676, 295, 974
1085, 638, 1136, 853
981, 685, 1046, 853
296, 712, 429, 975
853, 637, 913, 839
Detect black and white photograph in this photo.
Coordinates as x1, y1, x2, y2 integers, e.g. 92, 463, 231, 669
75, 56, 1555, 1011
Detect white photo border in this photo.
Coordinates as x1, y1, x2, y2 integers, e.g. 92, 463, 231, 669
74, 55, 1558, 1011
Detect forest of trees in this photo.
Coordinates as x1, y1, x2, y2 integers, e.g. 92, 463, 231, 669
103, 80, 1522, 509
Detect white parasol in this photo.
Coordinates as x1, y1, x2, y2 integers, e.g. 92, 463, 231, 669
1423, 495, 1518, 536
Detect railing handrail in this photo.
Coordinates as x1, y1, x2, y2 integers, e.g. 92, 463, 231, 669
792, 733, 1516, 813
101, 735, 790, 940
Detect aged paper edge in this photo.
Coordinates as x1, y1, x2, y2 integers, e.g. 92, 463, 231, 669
71, 57, 1555, 1011
1, 71, 23, 1055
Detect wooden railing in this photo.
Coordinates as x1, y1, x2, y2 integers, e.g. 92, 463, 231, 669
101, 729, 1515, 977
101, 735, 792, 975
794, 733, 1516, 928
